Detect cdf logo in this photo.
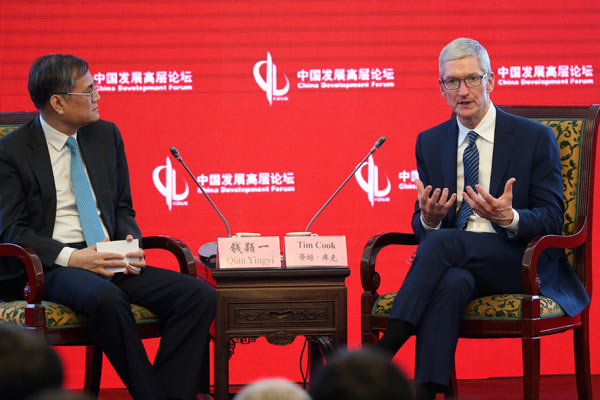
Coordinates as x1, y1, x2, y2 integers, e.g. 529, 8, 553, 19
152, 157, 189, 210
355, 155, 391, 207
253, 52, 290, 105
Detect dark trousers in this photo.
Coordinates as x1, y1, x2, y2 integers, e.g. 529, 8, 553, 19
44, 265, 216, 400
389, 229, 525, 386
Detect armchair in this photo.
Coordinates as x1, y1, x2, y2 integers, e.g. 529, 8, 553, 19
0, 112, 213, 397
360, 105, 599, 400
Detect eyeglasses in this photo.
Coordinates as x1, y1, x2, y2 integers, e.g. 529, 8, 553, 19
439, 74, 488, 90
57, 83, 99, 98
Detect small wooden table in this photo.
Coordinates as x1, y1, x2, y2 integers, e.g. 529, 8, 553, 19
212, 267, 350, 400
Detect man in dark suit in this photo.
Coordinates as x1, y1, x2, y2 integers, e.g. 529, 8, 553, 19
375, 38, 590, 400
0, 54, 216, 400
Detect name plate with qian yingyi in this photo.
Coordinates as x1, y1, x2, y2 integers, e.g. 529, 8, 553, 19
284, 235, 348, 267
217, 236, 281, 269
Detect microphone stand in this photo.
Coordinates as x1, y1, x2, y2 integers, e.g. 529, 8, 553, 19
170, 147, 231, 238
305, 136, 386, 232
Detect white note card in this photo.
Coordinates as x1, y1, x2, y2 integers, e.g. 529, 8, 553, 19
96, 239, 141, 273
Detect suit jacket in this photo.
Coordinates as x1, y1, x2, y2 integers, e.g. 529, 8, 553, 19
0, 116, 141, 279
410, 106, 589, 316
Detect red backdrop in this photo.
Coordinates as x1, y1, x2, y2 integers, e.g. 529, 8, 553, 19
1, 0, 599, 389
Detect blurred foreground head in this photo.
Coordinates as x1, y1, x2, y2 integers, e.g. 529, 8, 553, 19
309, 349, 413, 400
235, 377, 310, 400
0, 323, 64, 400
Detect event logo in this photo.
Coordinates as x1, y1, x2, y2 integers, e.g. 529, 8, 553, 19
152, 157, 189, 210
195, 171, 295, 194
496, 64, 594, 87
355, 155, 391, 207
94, 69, 193, 93
398, 169, 419, 190
296, 66, 395, 89
253, 52, 290, 105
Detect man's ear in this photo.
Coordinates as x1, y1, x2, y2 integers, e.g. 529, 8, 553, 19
48, 94, 66, 115
486, 72, 495, 94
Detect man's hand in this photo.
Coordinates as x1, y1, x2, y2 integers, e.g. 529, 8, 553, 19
123, 234, 145, 275
416, 179, 457, 228
68, 239, 124, 277
462, 178, 516, 226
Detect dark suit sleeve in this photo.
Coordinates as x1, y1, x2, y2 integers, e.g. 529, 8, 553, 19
411, 134, 428, 240
504, 124, 564, 240
0, 131, 66, 269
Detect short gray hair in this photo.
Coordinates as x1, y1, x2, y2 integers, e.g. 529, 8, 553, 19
439, 38, 491, 77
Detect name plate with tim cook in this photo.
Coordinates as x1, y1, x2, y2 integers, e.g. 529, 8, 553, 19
217, 236, 282, 269
284, 235, 348, 268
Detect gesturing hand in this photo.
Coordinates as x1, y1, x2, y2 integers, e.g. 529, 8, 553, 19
462, 178, 516, 226
416, 179, 457, 228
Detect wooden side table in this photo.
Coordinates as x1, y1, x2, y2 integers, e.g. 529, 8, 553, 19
212, 267, 350, 400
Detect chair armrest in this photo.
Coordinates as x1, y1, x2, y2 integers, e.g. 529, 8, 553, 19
0, 243, 44, 303
521, 216, 587, 294
142, 236, 196, 277
360, 232, 418, 295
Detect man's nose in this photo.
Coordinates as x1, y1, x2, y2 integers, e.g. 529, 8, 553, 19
457, 80, 469, 95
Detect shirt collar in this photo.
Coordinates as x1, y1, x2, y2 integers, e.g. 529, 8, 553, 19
457, 102, 496, 145
39, 115, 78, 151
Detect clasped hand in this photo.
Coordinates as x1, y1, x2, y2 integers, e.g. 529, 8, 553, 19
67, 234, 146, 277
416, 178, 515, 228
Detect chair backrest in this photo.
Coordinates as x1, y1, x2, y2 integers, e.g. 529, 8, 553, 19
0, 112, 38, 138
497, 105, 599, 297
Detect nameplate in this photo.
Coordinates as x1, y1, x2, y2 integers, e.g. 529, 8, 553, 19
284, 235, 348, 267
217, 236, 281, 269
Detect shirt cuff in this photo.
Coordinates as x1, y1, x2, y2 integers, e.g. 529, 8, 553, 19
499, 208, 519, 236
55, 246, 76, 267
420, 214, 441, 233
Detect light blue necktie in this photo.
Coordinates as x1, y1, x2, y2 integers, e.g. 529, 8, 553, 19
65, 136, 105, 246
455, 130, 479, 230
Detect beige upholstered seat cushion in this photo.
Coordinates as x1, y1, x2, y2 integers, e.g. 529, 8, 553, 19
0, 301, 159, 329
373, 292, 565, 320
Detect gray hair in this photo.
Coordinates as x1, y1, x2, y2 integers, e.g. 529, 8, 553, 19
28, 54, 89, 109
439, 38, 491, 77
234, 378, 311, 400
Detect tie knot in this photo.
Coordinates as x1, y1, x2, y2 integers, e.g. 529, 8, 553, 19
65, 136, 78, 150
467, 130, 478, 144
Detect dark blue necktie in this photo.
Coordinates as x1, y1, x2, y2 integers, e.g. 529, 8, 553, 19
455, 130, 479, 229
65, 137, 105, 246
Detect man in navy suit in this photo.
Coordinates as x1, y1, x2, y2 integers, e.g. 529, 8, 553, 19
0, 54, 215, 400
375, 38, 590, 400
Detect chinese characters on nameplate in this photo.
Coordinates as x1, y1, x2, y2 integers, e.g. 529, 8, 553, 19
284, 236, 348, 268
217, 237, 281, 268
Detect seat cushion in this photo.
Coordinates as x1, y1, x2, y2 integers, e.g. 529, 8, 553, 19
372, 292, 565, 320
0, 300, 159, 329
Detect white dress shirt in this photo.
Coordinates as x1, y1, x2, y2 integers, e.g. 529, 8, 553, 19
421, 103, 519, 233
40, 116, 109, 266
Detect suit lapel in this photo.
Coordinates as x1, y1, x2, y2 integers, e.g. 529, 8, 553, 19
27, 117, 57, 230
490, 107, 518, 197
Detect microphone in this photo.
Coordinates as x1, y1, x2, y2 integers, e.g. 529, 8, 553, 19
305, 136, 386, 232
170, 146, 231, 238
